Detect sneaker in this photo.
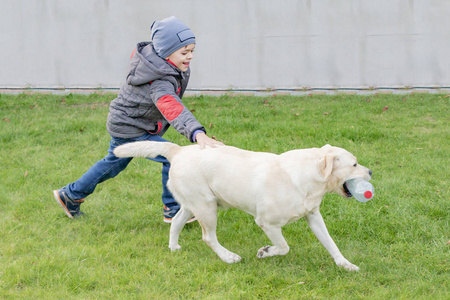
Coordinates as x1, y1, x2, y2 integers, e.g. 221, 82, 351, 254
163, 205, 196, 224
53, 189, 85, 219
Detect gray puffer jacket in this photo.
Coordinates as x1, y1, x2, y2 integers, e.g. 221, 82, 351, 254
106, 42, 205, 142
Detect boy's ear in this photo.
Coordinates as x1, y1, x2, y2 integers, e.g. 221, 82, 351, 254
318, 155, 334, 179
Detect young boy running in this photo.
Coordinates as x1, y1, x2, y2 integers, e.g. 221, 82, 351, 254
53, 16, 223, 223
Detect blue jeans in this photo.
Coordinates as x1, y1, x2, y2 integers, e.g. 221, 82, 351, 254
64, 133, 179, 210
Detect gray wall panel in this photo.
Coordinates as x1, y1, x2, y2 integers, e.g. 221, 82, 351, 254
1, 0, 449, 90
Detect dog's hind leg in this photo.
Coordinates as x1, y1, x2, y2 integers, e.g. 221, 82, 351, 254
255, 220, 290, 258
195, 201, 242, 264
169, 207, 194, 251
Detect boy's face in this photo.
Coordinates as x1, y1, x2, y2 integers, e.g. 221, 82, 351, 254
166, 43, 195, 72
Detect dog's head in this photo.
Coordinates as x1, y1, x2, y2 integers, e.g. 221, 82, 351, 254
318, 145, 372, 198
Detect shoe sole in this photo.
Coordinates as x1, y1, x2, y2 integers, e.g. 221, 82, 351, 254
53, 190, 74, 219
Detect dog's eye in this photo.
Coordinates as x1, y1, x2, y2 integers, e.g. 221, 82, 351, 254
353, 163, 357, 167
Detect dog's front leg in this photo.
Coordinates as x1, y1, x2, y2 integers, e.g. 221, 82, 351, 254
305, 210, 359, 271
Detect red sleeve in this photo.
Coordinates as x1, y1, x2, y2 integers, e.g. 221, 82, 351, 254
156, 95, 184, 121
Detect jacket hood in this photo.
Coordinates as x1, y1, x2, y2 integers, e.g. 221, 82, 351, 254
126, 42, 181, 86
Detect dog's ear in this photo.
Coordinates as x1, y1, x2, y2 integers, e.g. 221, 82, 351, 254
318, 155, 334, 179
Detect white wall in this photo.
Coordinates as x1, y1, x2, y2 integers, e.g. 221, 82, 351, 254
1, 0, 449, 90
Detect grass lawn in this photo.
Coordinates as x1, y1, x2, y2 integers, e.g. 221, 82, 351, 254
0, 92, 448, 299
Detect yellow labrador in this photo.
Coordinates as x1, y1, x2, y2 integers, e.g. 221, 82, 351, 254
114, 142, 372, 271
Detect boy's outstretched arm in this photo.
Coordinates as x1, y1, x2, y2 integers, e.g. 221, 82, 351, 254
195, 132, 224, 149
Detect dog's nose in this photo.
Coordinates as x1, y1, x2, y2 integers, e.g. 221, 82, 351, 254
369, 169, 373, 176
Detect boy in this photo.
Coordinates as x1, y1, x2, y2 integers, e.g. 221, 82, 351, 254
53, 16, 223, 223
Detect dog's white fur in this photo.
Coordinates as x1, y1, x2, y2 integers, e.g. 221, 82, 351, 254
114, 142, 372, 271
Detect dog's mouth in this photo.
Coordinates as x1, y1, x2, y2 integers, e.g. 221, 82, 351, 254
343, 182, 353, 198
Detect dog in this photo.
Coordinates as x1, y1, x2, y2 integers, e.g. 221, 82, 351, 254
114, 142, 372, 271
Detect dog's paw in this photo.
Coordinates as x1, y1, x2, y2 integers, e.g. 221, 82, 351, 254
169, 244, 182, 252
342, 262, 360, 272
257, 245, 273, 258
220, 252, 242, 264
257, 244, 290, 258
335, 258, 359, 271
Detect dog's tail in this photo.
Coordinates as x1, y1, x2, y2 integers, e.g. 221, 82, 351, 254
113, 141, 181, 162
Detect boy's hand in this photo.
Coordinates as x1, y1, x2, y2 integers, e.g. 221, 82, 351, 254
195, 132, 224, 149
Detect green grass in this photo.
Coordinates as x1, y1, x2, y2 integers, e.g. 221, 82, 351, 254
0, 92, 448, 299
